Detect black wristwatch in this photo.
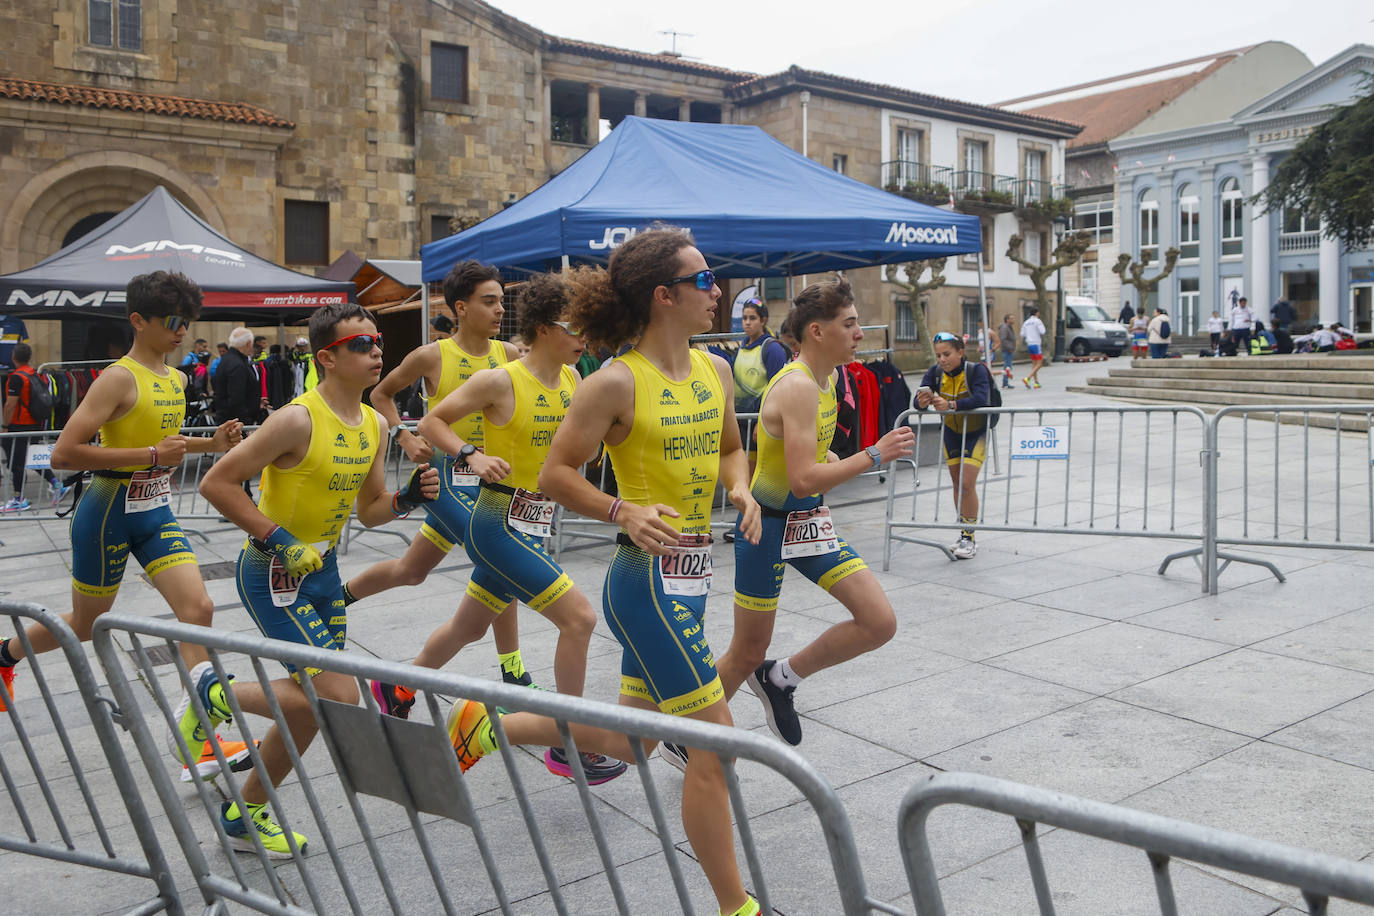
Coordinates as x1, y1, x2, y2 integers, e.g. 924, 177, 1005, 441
457, 443, 477, 461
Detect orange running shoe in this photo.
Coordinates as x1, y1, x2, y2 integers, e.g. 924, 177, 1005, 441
0, 664, 14, 712
446, 698, 495, 772
180, 735, 257, 782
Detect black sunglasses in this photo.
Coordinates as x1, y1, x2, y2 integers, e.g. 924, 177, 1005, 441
665, 269, 716, 291
323, 332, 384, 353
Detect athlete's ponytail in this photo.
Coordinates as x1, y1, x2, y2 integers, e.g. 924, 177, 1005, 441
566, 226, 695, 353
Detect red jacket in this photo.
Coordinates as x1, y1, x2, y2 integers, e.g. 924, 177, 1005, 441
846, 362, 881, 448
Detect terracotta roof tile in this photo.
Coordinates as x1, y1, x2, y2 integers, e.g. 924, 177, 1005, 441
543, 36, 754, 80
0, 77, 294, 129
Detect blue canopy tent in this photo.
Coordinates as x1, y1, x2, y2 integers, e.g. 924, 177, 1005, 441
419, 116, 988, 341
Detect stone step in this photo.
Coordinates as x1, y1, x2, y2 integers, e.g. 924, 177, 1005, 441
1065, 385, 1370, 431
1085, 375, 1374, 399
1126, 354, 1374, 371
1105, 367, 1374, 385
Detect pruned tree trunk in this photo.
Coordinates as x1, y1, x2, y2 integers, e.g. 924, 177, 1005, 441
883, 258, 947, 357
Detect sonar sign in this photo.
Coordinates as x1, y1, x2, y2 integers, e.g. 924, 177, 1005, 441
1010, 426, 1068, 460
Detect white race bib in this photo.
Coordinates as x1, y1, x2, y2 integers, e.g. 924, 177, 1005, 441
451, 459, 479, 489
780, 506, 839, 560
507, 487, 554, 537
658, 534, 713, 596
125, 469, 171, 514
269, 555, 305, 607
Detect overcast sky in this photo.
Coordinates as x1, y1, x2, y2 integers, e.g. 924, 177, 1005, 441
497, 0, 1372, 105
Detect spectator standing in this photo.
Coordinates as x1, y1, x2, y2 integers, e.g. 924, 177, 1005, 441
1230, 297, 1253, 354
213, 328, 265, 426
1130, 308, 1150, 358
1147, 308, 1171, 359
996, 313, 1016, 388
289, 336, 315, 396
2, 343, 66, 509
180, 338, 209, 372
1117, 300, 1135, 325
208, 342, 227, 381
1019, 306, 1047, 389
1270, 298, 1296, 332
1206, 310, 1225, 353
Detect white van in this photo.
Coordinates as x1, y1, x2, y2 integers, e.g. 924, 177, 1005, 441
1064, 295, 1129, 357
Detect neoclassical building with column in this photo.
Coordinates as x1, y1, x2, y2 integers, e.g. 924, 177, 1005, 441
1111, 44, 1374, 335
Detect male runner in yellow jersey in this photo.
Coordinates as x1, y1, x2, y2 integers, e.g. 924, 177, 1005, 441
437, 231, 765, 916
378, 273, 625, 783
0, 271, 247, 780
342, 260, 529, 693
716, 279, 914, 747
197, 303, 438, 856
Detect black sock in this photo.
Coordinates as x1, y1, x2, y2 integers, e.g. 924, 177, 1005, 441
0, 638, 19, 667
341, 582, 358, 607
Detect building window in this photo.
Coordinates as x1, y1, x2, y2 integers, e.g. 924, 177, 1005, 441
1280, 207, 1319, 252
964, 140, 985, 176
962, 217, 993, 269
895, 298, 916, 342
1073, 197, 1114, 245
1220, 178, 1243, 257
284, 200, 329, 265
431, 42, 468, 103
1023, 229, 1043, 266
1080, 263, 1098, 301
1022, 149, 1045, 202
1139, 188, 1159, 264
1178, 183, 1200, 260
1178, 276, 1200, 335
89, 0, 141, 50
1281, 207, 1317, 235
832, 154, 848, 175
961, 300, 983, 341
431, 215, 454, 243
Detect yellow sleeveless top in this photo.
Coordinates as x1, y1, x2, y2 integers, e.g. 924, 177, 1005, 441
482, 361, 577, 491
751, 360, 836, 511
606, 349, 723, 536
100, 356, 186, 471
259, 388, 383, 548
431, 337, 508, 448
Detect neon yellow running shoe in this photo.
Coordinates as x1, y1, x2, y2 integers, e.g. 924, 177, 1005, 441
169, 661, 233, 768
220, 801, 307, 859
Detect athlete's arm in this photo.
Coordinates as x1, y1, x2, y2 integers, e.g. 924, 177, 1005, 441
539, 362, 682, 554
356, 413, 440, 527
369, 343, 439, 462
50, 366, 188, 471
415, 367, 512, 483
774, 372, 913, 496
710, 353, 761, 544
1, 377, 16, 427
199, 404, 312, 541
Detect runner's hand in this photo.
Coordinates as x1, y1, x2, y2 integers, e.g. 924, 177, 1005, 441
398, 430, 434, 463
877, 425, 915, 463
394, 466, 439, 512
213, 419, 243, 450
728, 485, 762, 544
264, 525, 323, 577
619, 502, 681, 555
469, 452, 510, 483
154, 435, 188, 466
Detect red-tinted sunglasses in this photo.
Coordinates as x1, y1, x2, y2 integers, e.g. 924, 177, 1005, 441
323, 333, 384, 353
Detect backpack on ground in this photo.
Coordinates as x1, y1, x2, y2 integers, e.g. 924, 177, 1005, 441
16, 366, 55, 428
1159, 319, 1171, 340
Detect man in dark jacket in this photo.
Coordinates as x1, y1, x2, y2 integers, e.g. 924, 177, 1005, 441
1118, 301, 1134, 325
212, 327, 264, 426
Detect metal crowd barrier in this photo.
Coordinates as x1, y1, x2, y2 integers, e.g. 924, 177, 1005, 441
0, 601, 185, 915
899, 771, 1374, 915
89, 612, 885, 916
884, 404, 1211, 581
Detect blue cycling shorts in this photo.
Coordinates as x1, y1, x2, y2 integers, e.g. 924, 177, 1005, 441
70, 472, 198, 597
463, 486, 572, 614
732, 509, 866, 613
417, 454, 480, 553
236, 539, 345, 678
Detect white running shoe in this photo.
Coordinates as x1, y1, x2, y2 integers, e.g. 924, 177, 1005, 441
951, 536, 978, 560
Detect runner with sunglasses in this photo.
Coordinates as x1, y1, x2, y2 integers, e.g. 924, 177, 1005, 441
341, 261, 532, 693
434, 232, 764, 916
915, 331, 992, 559
374, 274, 626, 784
0, 271, 250, 779
716, 279, 913, 747
197, 305, 439, 856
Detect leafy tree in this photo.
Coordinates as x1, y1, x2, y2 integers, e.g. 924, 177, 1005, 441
883, 258, 947, 355
1006, 231, 1093, 340
1111, 248, 1181, 308
1256, 79, 1374, 250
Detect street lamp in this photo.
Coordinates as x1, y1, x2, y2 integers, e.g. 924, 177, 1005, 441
1051, 214, 1070, 362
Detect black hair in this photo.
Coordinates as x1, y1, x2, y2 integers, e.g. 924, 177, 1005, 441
442, 260, 503, 308
125, 270, 202, 320
307, 302, 373, 357
516, 273, 571, 344
12, 342, 31, 365
743, 298, 770, 332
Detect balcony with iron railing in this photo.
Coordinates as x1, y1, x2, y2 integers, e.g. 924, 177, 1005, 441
879, 165, 1076, 218
881, 162, 955, 205
1013, 179, 1073, 221
951, 170, 1016, 212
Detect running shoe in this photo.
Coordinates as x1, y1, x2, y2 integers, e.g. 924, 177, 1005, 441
169, 661, 233, 768
220, 800, 308, 859
748, 660, 802, 746
446, 698, 496, 771
659, 741, 689, 773
1033, 381, 1042, 389
0, 663, 14, 712
180, 736, 257, 782
544, 746, 628, 785
724, 896, 761, 916
371, 680, 415, 719
501, 669, 534, 688
1021, 377, 1031, 389
1, 497, 30, 512
951, 535, 978, 560
49, 483, 71, 506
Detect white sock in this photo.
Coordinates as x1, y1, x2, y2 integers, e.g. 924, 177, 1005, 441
769, 658, 803, 689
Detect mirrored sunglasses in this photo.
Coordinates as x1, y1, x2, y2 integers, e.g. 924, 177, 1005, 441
324, 332, 384, 353
933, 332, 960, 343
553, 320, 582, 334
666, 269, 715, 291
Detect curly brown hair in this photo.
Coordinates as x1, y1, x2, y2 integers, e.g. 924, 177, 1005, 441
515, 273, 570, 344
785, 278, 853, 342
565, 227, 695, 352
